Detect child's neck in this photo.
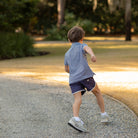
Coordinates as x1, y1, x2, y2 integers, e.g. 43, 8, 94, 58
79, 40, 83, 44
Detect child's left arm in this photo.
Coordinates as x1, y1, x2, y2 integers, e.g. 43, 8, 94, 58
84, 46, 96, 62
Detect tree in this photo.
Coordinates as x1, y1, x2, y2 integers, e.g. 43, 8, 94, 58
0, 0, 38, 33
57, 0, 66, 29
93, 0, 132, 41
125, 0, 131, 41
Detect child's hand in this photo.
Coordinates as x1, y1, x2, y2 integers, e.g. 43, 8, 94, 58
91, 55, 96, 62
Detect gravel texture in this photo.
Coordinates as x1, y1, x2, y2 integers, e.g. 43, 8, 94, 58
0, 74, 137, 138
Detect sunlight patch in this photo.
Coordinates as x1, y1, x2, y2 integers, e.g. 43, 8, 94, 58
2, 72, 40, 76
94, 71, 138, 89
2, 71, 138, 90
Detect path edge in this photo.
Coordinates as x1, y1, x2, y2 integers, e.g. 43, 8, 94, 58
104, 94, 138, 120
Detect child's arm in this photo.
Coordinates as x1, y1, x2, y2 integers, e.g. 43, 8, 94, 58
84, 46, 96, 62
65, 65, 70, 73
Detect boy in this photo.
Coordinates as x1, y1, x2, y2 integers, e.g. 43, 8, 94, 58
64, 26, 109, 132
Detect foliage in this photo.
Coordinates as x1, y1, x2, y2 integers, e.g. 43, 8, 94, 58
45, 25, 67, 40
65, 12, 95, 34
66, 0, 126, 34
0, 0, 137, 34
45, 12, 94, 40
33, 0, 57, 34
65, 0, 137, 34
0, 32, 36, 59
132, 0, 138, 34
0, 0, 39, 33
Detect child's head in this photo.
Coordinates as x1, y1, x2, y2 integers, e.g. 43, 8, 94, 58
67, 26, 85, 42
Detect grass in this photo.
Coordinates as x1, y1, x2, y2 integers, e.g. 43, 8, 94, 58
0, 39, 138, 115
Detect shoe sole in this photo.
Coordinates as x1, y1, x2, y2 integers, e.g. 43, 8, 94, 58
101, 120, 111, 125
68, 122, 88, 133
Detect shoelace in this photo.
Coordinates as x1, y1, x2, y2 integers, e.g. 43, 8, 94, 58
79, 119, 84, 125
73, 117, 84, 125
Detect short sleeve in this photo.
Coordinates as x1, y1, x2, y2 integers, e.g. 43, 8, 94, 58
64, 54, 68, 65
82, 43, 88, 54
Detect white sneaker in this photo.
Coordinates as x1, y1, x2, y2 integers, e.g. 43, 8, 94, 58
101, 113, 110, 123
68, 117, 88, 132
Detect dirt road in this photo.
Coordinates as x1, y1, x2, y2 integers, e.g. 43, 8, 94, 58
0, 74, 137, 138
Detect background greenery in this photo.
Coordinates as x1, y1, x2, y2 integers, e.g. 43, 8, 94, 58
0, 0, 137, 59
0, 0, 38, 59
0, 32, 36, 59
0, 0, 39, 32
0, 0, 137, 35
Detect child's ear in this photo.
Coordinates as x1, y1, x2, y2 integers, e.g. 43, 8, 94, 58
68, 39, 71, 42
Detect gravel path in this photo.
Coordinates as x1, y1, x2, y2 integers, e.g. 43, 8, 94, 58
0, 74, 137, 138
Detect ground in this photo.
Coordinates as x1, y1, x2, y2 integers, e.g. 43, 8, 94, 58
0, 36, 138, 115
0, 36, 138, 137
0, 74, 137, 137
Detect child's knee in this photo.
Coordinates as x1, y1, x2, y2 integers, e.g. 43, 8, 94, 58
74, 97, 82, 105
77, 98, 82, 104
73, 92, 82, 104
92, 87, 101, 96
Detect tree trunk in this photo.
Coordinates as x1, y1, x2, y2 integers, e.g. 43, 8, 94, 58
125, 0, 131, 41
57, 0, 66, 29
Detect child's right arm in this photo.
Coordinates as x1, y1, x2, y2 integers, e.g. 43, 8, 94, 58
84, 46, 96, 62
65, 65, 70, 73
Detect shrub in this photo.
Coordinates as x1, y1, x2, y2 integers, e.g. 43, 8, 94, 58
0, 32, 36, 59
45, 25, 67, 41
77, 19, 94, 34
0, 0, 39, 33
45, 12, 94, 40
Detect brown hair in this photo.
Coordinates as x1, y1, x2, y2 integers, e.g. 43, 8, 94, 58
67, 26, 85, 42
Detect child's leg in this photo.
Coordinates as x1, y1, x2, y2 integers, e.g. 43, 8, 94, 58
92, 83, 105, 113
73, 92, 82, 117
68, 91, 88, 132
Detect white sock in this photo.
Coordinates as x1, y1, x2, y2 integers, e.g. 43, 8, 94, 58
101, 112, 107, 116
74, 117, 80, 121
73, 117, 84, 124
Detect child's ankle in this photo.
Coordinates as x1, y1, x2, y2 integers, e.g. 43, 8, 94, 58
73, 117, 81, 121
73, 117, 84, 124
101, 112, 108, 116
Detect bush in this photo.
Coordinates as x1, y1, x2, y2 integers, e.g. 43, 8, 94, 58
0, 32, 36, 59
45, 12, 94, 40
0, 0, 39, 33
45, 26, 67, 41
77, 19, 94, 34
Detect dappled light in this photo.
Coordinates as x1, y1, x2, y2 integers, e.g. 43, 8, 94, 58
95, 71, 138, 89
1, 1, 137, 136
84, 36, 138, 41
2, 70, 138, 90
3, 69, 138, 115
34, 42, 70, 48
85, 36, 125, 41
92, 45, 138, 49
0, 40, 138, 115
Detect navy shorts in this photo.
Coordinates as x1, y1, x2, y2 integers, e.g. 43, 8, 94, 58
69, 77, 96, 95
